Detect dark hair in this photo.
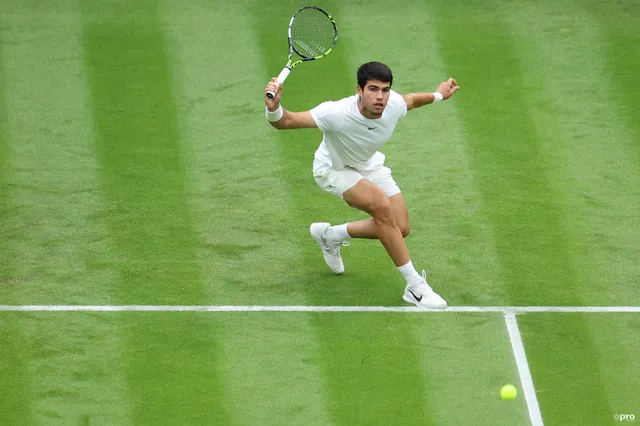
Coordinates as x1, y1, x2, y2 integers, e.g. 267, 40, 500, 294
357, 62, 393, 89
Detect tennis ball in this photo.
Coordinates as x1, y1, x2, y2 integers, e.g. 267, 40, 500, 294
500, 384, 517, 400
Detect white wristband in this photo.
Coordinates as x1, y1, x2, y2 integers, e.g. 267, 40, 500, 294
432, 92, 444, 103
265, 105, 283, 122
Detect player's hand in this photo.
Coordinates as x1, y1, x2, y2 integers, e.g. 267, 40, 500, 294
264, 78, 283, 110
437, 78, 460, 100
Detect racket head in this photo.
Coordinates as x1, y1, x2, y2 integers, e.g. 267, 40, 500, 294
288, 6, 338, 61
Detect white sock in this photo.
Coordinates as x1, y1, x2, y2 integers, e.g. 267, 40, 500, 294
326, 223, 351, 242
397, 260, 422, 285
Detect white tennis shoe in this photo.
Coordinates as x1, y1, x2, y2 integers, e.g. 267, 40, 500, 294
310, 222, 349, 274
403, 270, 447, 309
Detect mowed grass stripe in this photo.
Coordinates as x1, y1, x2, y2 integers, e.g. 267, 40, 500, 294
412, 314, 530, 425
0, 316, 33, 425
252, 2, 435, 424
0, 17, 9, 269
158, 0, 305, 305
0, 14, 12, 285
0, 5, 133, 423
501, 2, 639, 423
82, 2, 230, 423
588, 1, 640, 161
212, 312, 335, 426
160, 1, 331, 423
431, 0, 611, 421
504, 1, 640, 306
584, 313, 640, 420
587, 0, 640, 291
8, 313, 134, 424
82, 11, 199, 304
0, 6, 119, 305
0, 17, 33, 424
430, 2, 579, 306
518, 313, 640, 425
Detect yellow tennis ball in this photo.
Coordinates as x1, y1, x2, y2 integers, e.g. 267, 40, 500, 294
500, 384, 517, 400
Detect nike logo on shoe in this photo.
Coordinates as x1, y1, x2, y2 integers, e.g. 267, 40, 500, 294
408, 290, 422, 302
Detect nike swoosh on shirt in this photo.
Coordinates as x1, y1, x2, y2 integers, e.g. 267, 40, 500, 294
368, 126, 378, 130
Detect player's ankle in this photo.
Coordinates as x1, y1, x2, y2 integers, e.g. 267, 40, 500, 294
397, 260, 421, 283
327, 223, 351, 242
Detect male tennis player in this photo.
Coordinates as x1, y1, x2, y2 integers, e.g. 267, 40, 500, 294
263, 62, 459, 309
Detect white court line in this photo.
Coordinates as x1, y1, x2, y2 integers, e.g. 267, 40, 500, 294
0, 305, 639, 312
505, 312, 544, 426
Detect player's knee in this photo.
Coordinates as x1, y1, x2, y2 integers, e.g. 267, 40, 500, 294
399, 223, 410, 238
369, 196, 394, 223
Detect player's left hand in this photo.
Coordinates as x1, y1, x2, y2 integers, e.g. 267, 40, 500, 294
437, 78, 460, 100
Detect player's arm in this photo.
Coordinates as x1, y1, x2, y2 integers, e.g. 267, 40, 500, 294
267, 109, 317, 130
402, 77, 460, 111
264, 78, 318, 130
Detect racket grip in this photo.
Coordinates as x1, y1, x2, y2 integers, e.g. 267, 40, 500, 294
266, 66, 292, 99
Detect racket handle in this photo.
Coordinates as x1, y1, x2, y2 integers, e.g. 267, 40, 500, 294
266, 66, 292, 98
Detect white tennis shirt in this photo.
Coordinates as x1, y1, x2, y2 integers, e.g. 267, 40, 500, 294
309, 90, 407, 171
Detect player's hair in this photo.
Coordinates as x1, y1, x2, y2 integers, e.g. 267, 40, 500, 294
357, 62, 393, 89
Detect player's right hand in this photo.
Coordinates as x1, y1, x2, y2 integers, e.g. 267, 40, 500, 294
264, 78, 282, 109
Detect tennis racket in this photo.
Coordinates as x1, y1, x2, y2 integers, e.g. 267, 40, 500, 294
265, 5, 338, 99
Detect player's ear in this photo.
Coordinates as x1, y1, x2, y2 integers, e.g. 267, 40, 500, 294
356, 85, 363, 97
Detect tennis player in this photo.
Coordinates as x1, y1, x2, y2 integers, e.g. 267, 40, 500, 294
263, 62, 459, 309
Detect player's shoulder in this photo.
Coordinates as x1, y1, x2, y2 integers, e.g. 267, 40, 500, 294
321, 94, 355, 108
387, 89, 408, 117
388, 89, 404, 105
310, 95, 353, 131
311, 95, 354, 115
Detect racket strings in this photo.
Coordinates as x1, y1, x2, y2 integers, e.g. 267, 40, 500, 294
290, 9, 336, 58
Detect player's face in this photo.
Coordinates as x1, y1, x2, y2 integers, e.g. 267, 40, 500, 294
357, 80, 391, 119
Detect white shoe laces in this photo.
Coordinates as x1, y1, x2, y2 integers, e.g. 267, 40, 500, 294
417, 270, 434, 293
328, 240, 349, 255
321, 234, 349, 255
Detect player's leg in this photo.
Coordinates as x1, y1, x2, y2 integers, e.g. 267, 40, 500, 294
311, 163, 446, 308
309, 162, 362, 274
309, 163, 408, 271
342, 179, 410, 266
344, 193, 409, 239
326, 164, 408, 240
390, 192, 410, 238
340, 171, 446, 309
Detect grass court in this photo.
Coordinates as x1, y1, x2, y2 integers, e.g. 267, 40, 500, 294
1, 0, 639, 424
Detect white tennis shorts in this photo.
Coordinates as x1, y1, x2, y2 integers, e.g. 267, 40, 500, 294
313, 159, 401, 199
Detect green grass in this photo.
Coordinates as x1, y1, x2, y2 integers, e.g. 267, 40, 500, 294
519, 313, 640, 424
1, 0, 639, 424
0, 312, 531, 425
